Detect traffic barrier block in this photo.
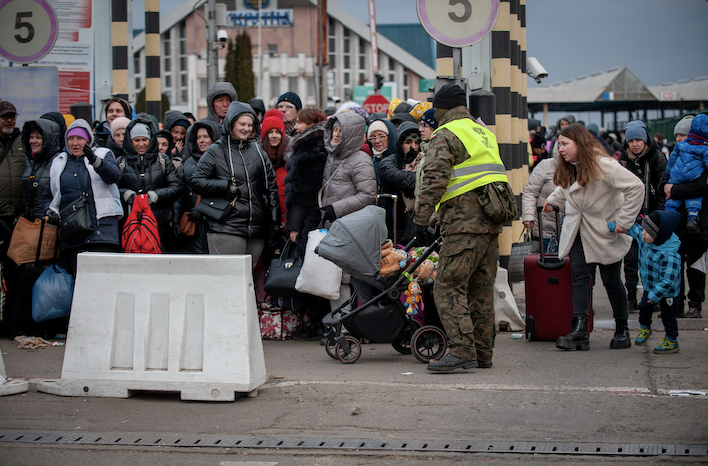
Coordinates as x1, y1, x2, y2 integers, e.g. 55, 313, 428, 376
37, 253, 266, 401
0, 344, 28, 396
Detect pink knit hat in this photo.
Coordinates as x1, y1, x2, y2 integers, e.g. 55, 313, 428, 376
110, 117, 131, 139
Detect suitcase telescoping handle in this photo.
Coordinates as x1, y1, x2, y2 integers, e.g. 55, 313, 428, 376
536, 205, 562, 266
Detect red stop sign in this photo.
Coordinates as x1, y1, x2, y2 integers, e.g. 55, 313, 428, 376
363, 94, 390, 115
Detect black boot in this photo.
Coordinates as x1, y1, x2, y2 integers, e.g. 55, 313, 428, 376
556, 316, 590, 350
610, 318, 632, 349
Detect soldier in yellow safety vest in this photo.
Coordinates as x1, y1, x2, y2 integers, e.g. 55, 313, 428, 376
414, 84, 508, 373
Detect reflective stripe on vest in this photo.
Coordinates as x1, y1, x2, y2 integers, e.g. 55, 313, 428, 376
432, 119, 508, 210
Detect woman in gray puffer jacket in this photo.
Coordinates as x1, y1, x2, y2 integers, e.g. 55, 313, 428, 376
522, 146, 564, 251
191, 102, 280, 266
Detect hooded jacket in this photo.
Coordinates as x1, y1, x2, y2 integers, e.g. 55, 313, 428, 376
619, 131, 667, 214
119, 114, 183, 228
368, 117, 396, 192
320, 112, 376, 218
22, 119, 61, 220
379, 121, 419, 197
163, 111, 191, 160
191, 101, 280, 239
665, 114, 708, 185
206, 82, 238, 123
283, 121, 327, 252
45, 119, 123, 248
40, 112, 67, 142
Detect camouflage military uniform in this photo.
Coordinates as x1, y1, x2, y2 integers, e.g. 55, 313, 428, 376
413, 106, 503, 363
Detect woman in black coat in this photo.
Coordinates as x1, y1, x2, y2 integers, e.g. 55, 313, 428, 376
118, 114, 183, 249
191, 101, 280, 266
21, 119, 61, 221
283, 107, 328, 255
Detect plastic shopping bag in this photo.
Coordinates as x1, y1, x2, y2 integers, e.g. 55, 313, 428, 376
295, 229, 342, 300
32, 265, 74, 322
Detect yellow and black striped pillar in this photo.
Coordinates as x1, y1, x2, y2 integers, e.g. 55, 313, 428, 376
111, 0, 129, 101
145, 0, 161, 119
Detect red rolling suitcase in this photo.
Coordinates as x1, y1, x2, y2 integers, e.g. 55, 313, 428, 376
524, 206, 592, 341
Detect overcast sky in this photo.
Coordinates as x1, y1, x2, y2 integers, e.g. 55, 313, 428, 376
143, 0, 708, 87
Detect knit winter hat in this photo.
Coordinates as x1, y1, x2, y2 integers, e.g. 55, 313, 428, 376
260, 109, 285, 142
277, 91, 302, 110
560, 114, 576, 125
66, 126, 91, 142
625, 120, 648, 142
643, 210, 680, 246
367, 120, 389, 139
420, 109, 438, 129
409, 101, 432, 121
674, 115, 694, 137
110, 117, 131, 139
433, 84, 466, 110
387, 99, 403, 120
130, 123, 151, 140
530, 133, 546, 149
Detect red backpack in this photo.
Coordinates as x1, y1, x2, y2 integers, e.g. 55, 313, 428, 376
121, 194, 162, 254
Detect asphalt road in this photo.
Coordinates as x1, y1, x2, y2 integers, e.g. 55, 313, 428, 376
1, 281, 707, 465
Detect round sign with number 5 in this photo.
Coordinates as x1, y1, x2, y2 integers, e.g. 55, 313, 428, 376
0, 0, 58, 64
417, 0, 499, 47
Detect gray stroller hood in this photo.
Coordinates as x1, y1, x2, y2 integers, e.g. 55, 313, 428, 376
315, 205, 388, 284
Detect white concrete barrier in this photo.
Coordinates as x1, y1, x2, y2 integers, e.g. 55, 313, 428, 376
37, 253, 266, 401
0, 344, 29, 396
494, 267, 525, 332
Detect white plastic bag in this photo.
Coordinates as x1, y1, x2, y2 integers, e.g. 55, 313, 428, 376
295, 229, 342, 300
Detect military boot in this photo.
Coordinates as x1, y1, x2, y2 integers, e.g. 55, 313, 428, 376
556, 316, 590, 350
610, 318, 632, 349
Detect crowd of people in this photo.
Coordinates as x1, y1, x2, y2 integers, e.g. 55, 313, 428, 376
0, 86, 703, 368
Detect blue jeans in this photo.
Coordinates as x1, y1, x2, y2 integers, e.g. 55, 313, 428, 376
568, 235, 627, 320
638, 291, 679, 339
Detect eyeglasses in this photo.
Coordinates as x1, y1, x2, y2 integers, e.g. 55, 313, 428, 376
404, 136, 422, 145
277, 103, 296, 110
0, 113, 17, 120
369, 135, 388, 142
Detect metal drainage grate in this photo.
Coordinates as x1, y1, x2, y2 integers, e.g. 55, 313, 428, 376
0, 431, 706, 457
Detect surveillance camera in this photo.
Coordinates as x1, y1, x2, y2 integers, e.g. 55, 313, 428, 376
527, 57, 548, 83
217, 30, 228, 45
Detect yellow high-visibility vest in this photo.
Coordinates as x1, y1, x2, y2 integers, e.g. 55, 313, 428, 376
432, 119, 508, 210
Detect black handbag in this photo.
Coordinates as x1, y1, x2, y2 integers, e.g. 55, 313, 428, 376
264, 240, 303, 297
58, 171, 93, 243
195, 196, 236, 222
508, 228, 540, 282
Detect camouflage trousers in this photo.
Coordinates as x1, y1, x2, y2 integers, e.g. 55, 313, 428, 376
433, 233, 498, 362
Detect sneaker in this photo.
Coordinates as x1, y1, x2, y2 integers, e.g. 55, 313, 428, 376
654, 336, 679, 354
635, 326, 652, 346
686, 217, 700, 235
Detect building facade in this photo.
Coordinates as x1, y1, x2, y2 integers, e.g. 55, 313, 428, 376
131, 0, 435, 119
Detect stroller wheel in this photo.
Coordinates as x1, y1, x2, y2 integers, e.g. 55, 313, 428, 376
411, 325, 447, 363
391, 321, 422, 354
335, 336, 362, 364
324, 338, 338, 359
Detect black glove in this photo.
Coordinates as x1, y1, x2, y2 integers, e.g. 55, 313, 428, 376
82, 144, 97, 164
321, 205, 337, 223
226, 180, 241, 201
187, 209, 202, 222
269, 224, 285, 255
172, 222, 181, 238
415, 223, 434, 246
45, 209, 60, 225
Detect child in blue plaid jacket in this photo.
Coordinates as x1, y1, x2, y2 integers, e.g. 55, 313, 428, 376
609, 210, 682, 353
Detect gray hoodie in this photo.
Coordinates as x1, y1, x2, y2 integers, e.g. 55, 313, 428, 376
206, 82, 238, 123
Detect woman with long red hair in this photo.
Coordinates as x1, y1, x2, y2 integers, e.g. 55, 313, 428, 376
543, 123, 644, 351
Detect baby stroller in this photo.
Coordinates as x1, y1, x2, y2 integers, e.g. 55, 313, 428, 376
316, 205, 447, 364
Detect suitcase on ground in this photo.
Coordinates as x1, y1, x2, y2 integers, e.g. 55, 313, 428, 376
524, 206, 592, 341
